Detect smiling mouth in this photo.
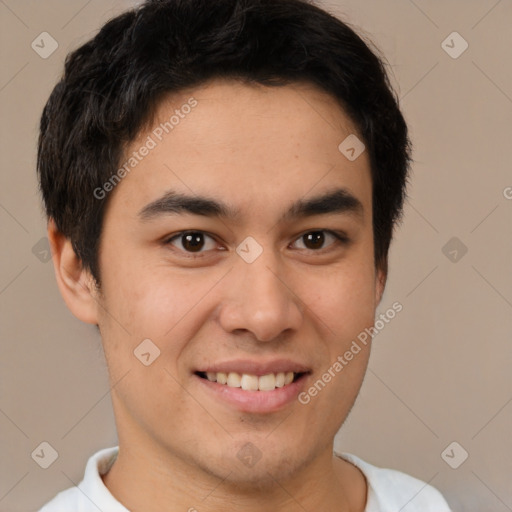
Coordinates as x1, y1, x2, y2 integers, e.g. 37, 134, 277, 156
195, 371, 308, 391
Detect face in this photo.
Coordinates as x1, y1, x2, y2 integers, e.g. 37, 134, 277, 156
93, 79, 384, 486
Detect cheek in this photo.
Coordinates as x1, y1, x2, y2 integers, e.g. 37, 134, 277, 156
97, 255, 223, 360
334, 273, 375, 331
301, 260, 377, 341
296, 266, 375, 424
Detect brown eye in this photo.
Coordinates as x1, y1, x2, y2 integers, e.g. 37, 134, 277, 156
181, 233, 205, 252
167, 231, 217, 254
292, 230, 346, 251
304, 231, 325, 249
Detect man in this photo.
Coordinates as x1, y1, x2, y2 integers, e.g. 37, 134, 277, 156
37, 0, 452, 510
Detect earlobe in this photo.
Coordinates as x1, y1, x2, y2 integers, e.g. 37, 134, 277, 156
375, 266, 387, 306
47, 218, 99, 325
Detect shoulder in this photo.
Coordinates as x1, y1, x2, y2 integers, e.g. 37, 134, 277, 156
336, 452, 452, 512
37, 446, 125, 512
38, 486, 84, 512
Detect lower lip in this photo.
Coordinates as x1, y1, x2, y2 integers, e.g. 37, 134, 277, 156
194, 374, 309, 413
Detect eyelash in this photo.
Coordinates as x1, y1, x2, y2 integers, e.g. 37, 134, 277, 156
163, 229, 350, 258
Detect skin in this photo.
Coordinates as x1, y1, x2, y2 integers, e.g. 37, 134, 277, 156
49, 78, 386, 512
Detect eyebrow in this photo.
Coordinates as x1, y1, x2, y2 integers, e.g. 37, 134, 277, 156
138, 187, 364, 223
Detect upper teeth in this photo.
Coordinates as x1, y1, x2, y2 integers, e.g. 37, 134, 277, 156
205, 371, 295, 391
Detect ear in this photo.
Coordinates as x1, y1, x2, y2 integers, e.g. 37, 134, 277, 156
47, 218, 100, 325
375, 266, 387, 306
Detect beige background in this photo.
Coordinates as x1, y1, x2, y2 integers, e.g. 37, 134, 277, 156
1, 1, 511, 511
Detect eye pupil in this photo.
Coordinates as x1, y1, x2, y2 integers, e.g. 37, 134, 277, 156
183, 233, 204, 252
304, 231, 325, 249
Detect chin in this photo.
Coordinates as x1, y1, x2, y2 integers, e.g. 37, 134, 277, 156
196, 443, 309, 490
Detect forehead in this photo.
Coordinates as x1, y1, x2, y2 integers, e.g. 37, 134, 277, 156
106, 78, 372, 223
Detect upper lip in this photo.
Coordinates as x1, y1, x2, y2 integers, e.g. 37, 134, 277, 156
196, 359, 311, 377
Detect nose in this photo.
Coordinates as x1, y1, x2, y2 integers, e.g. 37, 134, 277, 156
217, 244, 304, 342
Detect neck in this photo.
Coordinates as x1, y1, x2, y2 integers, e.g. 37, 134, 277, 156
102, 435, 367, 512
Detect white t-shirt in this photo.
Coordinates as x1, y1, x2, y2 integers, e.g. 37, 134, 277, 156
38, 446, 452, 511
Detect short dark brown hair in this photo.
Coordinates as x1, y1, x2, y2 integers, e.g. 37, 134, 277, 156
37, 0, 412, 285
